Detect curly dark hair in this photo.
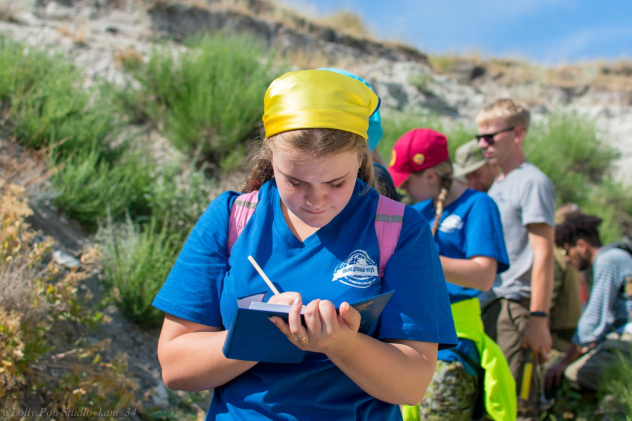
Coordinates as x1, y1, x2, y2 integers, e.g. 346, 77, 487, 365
555, 212, 603, 248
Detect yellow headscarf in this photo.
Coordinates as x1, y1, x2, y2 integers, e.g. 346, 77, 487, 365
262, 70, 380, 139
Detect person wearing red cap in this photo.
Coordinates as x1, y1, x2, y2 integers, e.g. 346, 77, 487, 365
390, 128, 516, 421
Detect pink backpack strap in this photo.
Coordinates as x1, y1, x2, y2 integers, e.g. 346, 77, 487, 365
375, 195, 405, 278
227, 191, 259, 256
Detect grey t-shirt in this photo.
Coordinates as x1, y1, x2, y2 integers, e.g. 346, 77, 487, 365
479, 162, 556, 308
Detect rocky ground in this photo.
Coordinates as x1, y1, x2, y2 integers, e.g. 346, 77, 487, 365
2, 0, 631, 415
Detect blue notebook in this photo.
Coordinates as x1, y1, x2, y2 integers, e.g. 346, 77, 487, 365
222, 290, 395, 363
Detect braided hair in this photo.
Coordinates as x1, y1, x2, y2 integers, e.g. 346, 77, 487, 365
429, 159, 454, 237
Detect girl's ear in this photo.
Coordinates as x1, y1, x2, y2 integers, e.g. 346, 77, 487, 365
426, 169, 440, 183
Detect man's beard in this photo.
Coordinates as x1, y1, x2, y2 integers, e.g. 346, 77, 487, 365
577, 256, 591, 272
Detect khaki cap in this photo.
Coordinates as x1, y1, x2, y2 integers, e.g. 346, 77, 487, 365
453, 139, 487, 183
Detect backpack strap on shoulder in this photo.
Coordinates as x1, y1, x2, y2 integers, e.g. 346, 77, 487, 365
228, 190, 259, 256
375, 195, 405, 278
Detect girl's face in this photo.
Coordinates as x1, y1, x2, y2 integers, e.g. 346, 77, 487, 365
400, 170, 439, 203
272, 147, 360, 229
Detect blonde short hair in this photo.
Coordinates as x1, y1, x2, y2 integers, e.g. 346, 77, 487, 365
475, 98, 530, 131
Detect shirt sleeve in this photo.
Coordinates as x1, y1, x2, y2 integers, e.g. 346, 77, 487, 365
152, 191, 237, 327
520, 172, 556, 227
378, 206, 458, 350
464, 194, 510, 274
572, 256, 622, 346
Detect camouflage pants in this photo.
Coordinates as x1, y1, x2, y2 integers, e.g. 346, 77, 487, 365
416, 360, 479, 420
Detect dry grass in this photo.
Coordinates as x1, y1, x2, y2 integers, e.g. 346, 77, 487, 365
56, 22, 89, 45
0, 176, 138, 411
429, 51, 632, 94
0, 181, 37, 312
314, 10, 370, 39
114, 46, 145, 70
276, 45, 355, 70
0, 0, 17, 22
0, 137, 51, 193
142, 0, 374, 42
547, 59, 632, 91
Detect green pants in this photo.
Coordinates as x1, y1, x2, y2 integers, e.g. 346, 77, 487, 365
565, 331, 632, 391
403, 360, 479, 421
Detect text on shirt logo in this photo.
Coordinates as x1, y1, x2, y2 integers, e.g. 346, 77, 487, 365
332, 250, 379, 288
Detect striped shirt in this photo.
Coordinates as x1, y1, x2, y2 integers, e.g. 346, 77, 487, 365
573, 245, 632, 346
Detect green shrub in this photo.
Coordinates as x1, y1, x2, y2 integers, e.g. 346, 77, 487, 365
525, 111, 630, 240
145, 156, 217, 237
526, 111, 619, 205
0, 38, 121, 159
599, 349, 632, 419
115, 32, 281, 168
97, 215, 181, 328
579, 179, 632, 244
52, 150, 152, 229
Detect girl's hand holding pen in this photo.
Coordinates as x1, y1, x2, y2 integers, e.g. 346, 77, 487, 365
248, 255, 362, 355
270, 296, 362, 356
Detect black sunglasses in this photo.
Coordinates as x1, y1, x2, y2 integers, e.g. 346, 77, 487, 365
475, 126, 516, 145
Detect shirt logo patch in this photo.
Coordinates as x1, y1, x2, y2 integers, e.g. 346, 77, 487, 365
439, 215, 464, 233
333, 249, 379, 288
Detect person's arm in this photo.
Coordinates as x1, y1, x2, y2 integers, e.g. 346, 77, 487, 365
522, 222, 555, 359
439, 255, 497, 291
331, 335, 436, 406
543, 342, 583, 390
271, 298, 437, 405
437, 193, 506, 291
157, 315, 257, 391
573, 256, 622, 345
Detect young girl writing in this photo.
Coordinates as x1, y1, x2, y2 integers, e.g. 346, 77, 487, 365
153, 71, 457, 420
389, 128, 516, 421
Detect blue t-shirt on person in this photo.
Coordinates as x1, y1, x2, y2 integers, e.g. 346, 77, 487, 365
413, 188, 509, 372
153, 178, 457, 420
413, 188, 509, 303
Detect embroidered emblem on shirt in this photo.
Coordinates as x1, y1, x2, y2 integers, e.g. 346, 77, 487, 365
332, 250, 379, 288
439, 215, 464, 233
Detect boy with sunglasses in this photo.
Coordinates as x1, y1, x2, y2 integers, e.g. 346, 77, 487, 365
476, 98, 557, 420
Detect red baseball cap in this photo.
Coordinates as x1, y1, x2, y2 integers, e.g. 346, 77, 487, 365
387, 128, 449, 188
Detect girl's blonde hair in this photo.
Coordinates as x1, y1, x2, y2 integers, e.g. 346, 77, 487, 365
425, 159, 454, 237
241, 128, 378, 194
